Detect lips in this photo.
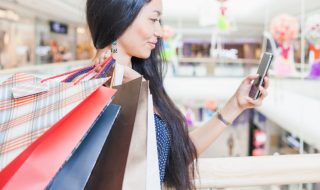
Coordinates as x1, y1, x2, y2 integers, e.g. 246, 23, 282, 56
147, 42, 157, 49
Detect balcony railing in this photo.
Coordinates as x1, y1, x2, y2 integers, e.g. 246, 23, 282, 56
195, 154, 320, 189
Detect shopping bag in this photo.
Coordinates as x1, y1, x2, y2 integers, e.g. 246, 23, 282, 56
109, 63, 125, 87
46, 104, 121, 190
123, 84, 161, 190
85, 77, 143, 190
0, 86, 117, 190
40, 55, 114, 84
122, 81, 149, 190
146, 94, 161, 190
0, 73, 107, 170
61, 56, 115, 84
61, 56, 124, 88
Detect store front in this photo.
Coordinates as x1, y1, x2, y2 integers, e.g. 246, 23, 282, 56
0, 7, 94, 68
0, 8, 34, 69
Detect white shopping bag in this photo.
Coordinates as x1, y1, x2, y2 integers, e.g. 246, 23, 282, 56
147, 95, 161, 190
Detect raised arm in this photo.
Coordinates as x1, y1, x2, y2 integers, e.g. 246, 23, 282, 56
189, 74, 269, 155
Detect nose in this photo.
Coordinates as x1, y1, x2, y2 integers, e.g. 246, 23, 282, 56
154, 22, 163, 38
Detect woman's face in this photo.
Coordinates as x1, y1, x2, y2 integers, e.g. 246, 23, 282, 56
118, 0, 163, 59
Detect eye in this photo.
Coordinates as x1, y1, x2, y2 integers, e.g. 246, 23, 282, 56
150, 18, 160, 23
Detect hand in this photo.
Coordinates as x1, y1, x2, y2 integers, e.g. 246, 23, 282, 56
91, 47, 143, 84
92, 46, 111, 73
220, 74, 269, 123
232, 74, 269, 111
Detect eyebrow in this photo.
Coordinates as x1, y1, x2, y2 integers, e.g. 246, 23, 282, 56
153, 10, 162, 16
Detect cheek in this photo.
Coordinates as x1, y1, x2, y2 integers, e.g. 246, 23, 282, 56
125, 24, 154, 58
136, 22, 153, 40
118, 16, 155, 58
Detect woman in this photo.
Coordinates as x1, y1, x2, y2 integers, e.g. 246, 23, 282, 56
86, 0, 269, 189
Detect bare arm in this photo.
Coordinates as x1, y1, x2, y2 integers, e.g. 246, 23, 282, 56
190, 75, 269, 155
189, 97, 242, 155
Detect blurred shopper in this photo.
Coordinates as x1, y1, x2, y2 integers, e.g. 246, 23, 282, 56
48, 40, 62, 63
60, 47, 73, 62
227, 134, 235, 156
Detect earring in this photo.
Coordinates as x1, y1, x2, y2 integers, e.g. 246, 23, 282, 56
111, 41, 118, 54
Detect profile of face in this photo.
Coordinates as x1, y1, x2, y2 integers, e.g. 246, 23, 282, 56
117, 0, 164, 59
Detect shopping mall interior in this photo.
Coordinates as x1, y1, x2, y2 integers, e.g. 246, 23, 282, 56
0, 0, 320, 189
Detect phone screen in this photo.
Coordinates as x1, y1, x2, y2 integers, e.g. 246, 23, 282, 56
249, 52, 273, 99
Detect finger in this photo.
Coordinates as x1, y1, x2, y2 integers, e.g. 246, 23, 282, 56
98, 53, 106, 66
100, 48, 110, 59
263, 76, 269, 89
246, 97, 262, 106
259, 86, 267, 97
101, 45, 112, 59
259, 87, 268, 99
103, 51, 111, 59
92, 55, 102, 67
243, 74, 259, 85
94, 64, 102, 72
92, 54, 99, 64
92, 46, 111, 64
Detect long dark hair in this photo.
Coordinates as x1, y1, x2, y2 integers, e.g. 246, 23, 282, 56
86, 0, 198, 189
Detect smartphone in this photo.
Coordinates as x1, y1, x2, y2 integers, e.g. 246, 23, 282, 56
249, 52, 273, 100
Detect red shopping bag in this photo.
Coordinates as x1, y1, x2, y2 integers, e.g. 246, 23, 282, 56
0, 73, 107, 169
0, 86, 117, 190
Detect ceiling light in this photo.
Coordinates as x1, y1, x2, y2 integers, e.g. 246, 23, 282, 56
0, 9, 19, 21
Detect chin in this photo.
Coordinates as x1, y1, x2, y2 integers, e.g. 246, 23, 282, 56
135, 51, 152, 59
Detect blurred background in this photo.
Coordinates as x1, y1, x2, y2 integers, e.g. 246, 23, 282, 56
0, 0, 320, 189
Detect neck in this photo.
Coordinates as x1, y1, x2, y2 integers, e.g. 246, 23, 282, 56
113, 44, 132, 68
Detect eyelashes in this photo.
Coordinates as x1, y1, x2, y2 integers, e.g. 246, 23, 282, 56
150, 18, 160, 23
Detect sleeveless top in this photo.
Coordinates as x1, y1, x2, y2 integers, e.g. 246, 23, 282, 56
154, 114, 171, 182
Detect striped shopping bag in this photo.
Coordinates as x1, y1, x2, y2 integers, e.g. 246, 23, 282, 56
0, 86, 117, 190
0, 73, 107, 170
